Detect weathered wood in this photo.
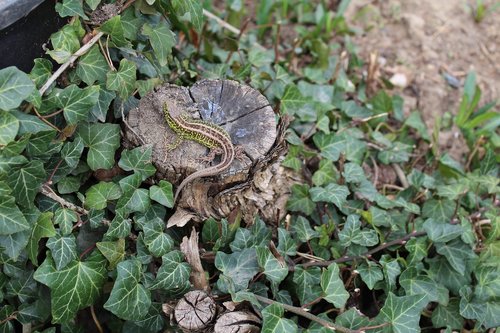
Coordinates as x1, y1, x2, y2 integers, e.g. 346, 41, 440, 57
214, 311, 261, 333
124, 79, 296, 224
174, 290, 216, 331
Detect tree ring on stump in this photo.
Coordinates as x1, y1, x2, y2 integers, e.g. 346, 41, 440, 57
124, 79, 278, 222
174, 290, 217, 331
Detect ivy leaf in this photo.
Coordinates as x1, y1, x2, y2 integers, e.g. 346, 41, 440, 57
321, 263, 349, 308
286, 184, 315, 215
34, 253, 107, 323
46, 234, 78, 270
427, 257, 471, 295
11, 110, 53, 134
314, 131, 367, 163
118, 146, 156, 180
432, 299, 464, 330
7, 160, 46, 208
277, 228, 297, 257
46, 24, 80, 64
379, 292, 428, 333
256, 247, 288, 284
125, 188, 151, 213
121, 8, 142, 40
436, 182, 469, 201
313, 132, 342, 161
85, 0, 101, 10
405, 111, 430, 141
0, 196, 30, 235
459, 286, 487, 326
149, 180, 174, 208
27, 212, 56, 265
142, 22, 176, 67
55, 0, 88, 19
310, 183, 349, 209
143, 218, 174, 257
293, 266, 322, 305
261, 303, 298, 333
76, 45, 108, 85
312, 159, 335, 186
423, 218, 463, 243
357, 261, 383, 290
355, 229, 379, 247
422, 199, 456, 223
136, 78, 162, 97
380, 255, 401, 290
100, 15, 127, 46
90, 88, 115, 122
104, 259, 151, 321
342, 163, 365, 184
0, 66, 36, 110
171, 0, 204, 32
85, 182, 122, 210
335, 308, 370, 330
29, 58, 53, 89
106, 59, 136, 100
377, 142, 412, 164
150, 250, 191, 292
133, 303, 166, 332
0, 111, 19, 145
435, 239, 477, 275
76, 123, 121, 170
399, 267, 439, 303
291, 216, 318, 243
0, 230, 30, 260
105, 209, 131, 239
25, 130, 60, 159
96, 238, 125, 270
280, 84, 310, 115
54, 208, 77, 236
338, 215, 377, 247
439, 153, 464, 177
215, 248, 259, 293
61, 137, 84, 169
474, 267, 500, 300
52, 85, 100, 125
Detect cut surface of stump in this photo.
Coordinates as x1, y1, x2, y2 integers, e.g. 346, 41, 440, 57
174, 290, 217, 331
125, 79, 278, 223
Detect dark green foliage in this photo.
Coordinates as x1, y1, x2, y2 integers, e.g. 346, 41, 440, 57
0, 0, 498, 332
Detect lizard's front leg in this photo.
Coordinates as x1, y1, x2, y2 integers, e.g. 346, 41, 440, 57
163, 134, 182, 162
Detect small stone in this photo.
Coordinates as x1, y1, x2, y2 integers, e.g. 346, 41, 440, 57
389, 73, 408, 88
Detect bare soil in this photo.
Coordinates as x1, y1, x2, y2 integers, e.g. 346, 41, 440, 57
345, 0, 499, 161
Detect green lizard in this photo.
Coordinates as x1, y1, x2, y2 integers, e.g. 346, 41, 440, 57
163, 103, 236, 204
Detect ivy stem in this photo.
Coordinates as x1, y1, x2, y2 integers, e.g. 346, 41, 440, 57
39, 0, 137, 96
90, 305, 104, 333
80, 244, 96, 260
299, 230, 427, 269
40, 184, 111, 225
0, 311, 17, 324
39, 31, 104, 96
252, 294, 362, 333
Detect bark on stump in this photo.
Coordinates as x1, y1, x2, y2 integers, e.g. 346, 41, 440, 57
124, 79, 294, 226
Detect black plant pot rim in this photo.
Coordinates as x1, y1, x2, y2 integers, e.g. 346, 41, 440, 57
0, 0, 45, 30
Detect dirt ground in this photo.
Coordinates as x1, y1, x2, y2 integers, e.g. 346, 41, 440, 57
344, 0, 500, 161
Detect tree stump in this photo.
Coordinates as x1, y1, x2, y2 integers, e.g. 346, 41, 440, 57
174, 290, 216, 331
214, 311, 261, 333
124, 79, 293, 226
